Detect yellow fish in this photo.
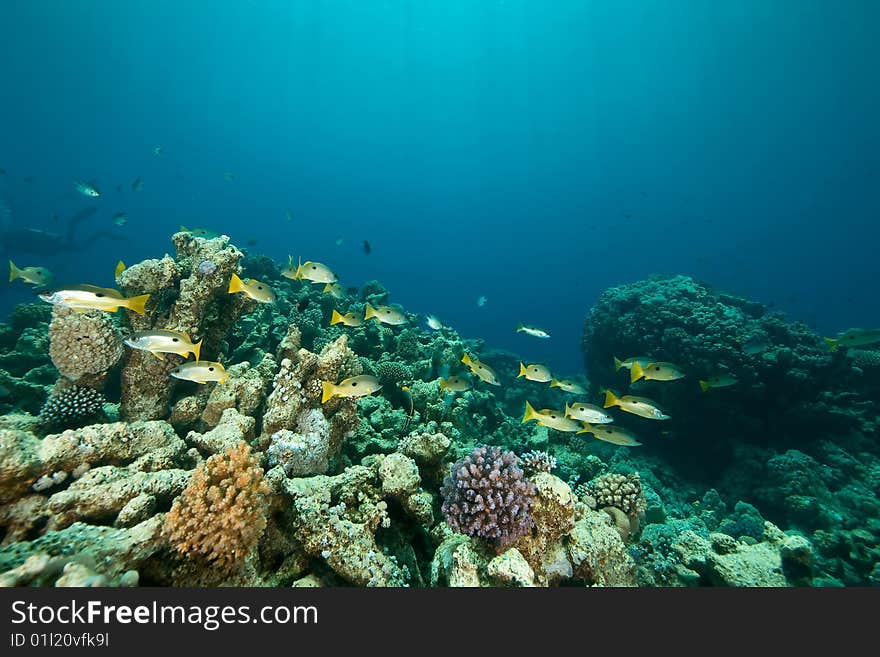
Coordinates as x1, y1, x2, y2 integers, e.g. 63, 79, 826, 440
38, 284, 150, 315
330, 310, 363, 327
170, 360, 227, 384
288, 257, 338, 284
124, 329, 202, 361
824, 329, 880, 351
461, 353, 500, 386
577, 423, 642, 446
323, 282, 344, 298
604, 390, 670, 420
228, 273, 276, 303
439, 375, 471, 392
564, 401, 614, 424
321, 374, 381, 403
549, 378, 586, 394
115, 261, 126, 277
699, 373, 738, 392
364, 303, 407, 325
521, 401, 580, 432
9, 260, 53, 288
631, 361, 685, 383
518, 362, 552, 383
613, 356, 654, 372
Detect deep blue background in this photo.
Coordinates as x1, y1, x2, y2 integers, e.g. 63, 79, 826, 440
1, 0, 878, 373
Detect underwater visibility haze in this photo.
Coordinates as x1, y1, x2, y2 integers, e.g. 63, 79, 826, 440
0, 1, 878, 587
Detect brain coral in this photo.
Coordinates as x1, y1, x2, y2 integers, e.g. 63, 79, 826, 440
440, 445, 536, 551
163, 442, 270, 572
48, 307, 123, 383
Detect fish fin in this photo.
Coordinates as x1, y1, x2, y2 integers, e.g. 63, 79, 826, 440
576, 422, 592, 435
152, 352, 165, 361
9, 260, 20, 282
330, 310, 343, 325
321, 381, 336, 404
603, 390, 618, 408
228, 273, 244, 294
439, 378, 447, 391
823, 337, 837, 351
180, 225, 188, 232
516, 323, 523, 332
613, 356, 623, 371
522, 401, 539, 424
115, 261, 125, 277
550, 378, 560, 387
192, 339, 202, 362
461, 353, 471, 366
631, 362, 644, 383
323, 283, 332, 293
364, 303, 377, 320
518, 362, 527, 378
125, 294, 150, 316
563, 402, 572, 417
699, 380, 709, 393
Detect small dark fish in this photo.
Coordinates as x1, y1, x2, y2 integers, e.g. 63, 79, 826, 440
0, 167, 6, 176
132, 177, 144, 192
640, 191, 647, 197
23, 176, 34, 184
624, 213, 633, 219
361, 240, 371, 255
246, 237, 257, 247
115, 185, 122, 193
401, 385, 414, 434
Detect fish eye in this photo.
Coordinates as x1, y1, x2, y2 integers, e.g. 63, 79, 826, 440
95, 293, 104, 298
172, 338, 179, 342
208, 367, 214, 371
257, 286, 263, 290
654, 366, 660, 370
351, 381, 358, 387
311, 265, 317, 270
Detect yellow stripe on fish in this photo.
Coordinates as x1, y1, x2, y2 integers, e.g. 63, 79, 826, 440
38, 284, 150, 315
170, 360, 227, 384
604, 390, 670, 420
330, 310, 362, 327
461, 353, 500, 386
364, 303, 407, 325
125, 329, 202, 361
518, 362, 552, 382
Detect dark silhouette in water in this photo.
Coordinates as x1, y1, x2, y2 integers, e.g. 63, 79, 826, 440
361, 240, 371, 255
0, 206, 123, 257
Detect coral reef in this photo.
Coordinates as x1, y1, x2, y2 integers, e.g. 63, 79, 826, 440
38, 385, 106, 431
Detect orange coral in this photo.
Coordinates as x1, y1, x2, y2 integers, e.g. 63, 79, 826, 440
163, 442, 270, 572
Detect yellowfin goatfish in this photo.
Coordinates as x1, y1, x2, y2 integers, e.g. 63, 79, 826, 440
550, 379, 587, 394
521, 401, 580, 432
564, 401, 614, 424
426, 314, 443, 330
364, 303, 407, 325
9, 260, 53, 288
604, 390, 670, 420
631, 361, 685, 383
125, 329, 202, 361
73, 180, 100, 197
699, 373, 739, 392
518, 362, 552, 383
824, 329, 880, 351
516, 324, 550, 339
323, 282, 344, 298
461, 353, 500, 386
321, 374, 381, 404
613, 356, 653, 372
228, 273, 276, 303
330, 310, 363, 327
39, 284, 150, 315
439, 375, 471, 392
577, 423, 642, 446
170, 360, 227, 384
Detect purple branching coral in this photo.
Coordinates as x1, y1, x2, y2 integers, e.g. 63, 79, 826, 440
440, 445, 536, 551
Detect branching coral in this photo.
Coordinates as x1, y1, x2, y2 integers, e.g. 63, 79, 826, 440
440, 445, 536, 551
163, 442, 270, 572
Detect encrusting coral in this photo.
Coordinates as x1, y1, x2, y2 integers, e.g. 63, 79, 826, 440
48, 306, 123, 387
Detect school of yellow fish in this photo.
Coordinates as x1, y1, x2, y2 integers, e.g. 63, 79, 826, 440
13, 236, 880, 449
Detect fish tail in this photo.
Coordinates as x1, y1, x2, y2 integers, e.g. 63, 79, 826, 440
125, 294, 150, 316
228, 273, 245, 294
699, 380, 709, 393
330, 310, 343, 325
8, 260, 19, 282
550, 378, 560, 387
461, 353, 471, 367
563, 402, 571, 417
603, 390, 618, 408
516, 323, 524, 332
631, 362, 644, 383
576, 422, 592, 435
518, 362, 527, 378
439, 377, 447, 391
115, 260, 126, 278
323, 283, 332, 293
613, 356, 623, 371
321, 381, 336, 404
364, 303, 377, 320
192, 339, 202, 361
823, 337, 837, 352
522, 401, 539, 424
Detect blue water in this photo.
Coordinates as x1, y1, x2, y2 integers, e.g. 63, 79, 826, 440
1, 0, 878, 373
